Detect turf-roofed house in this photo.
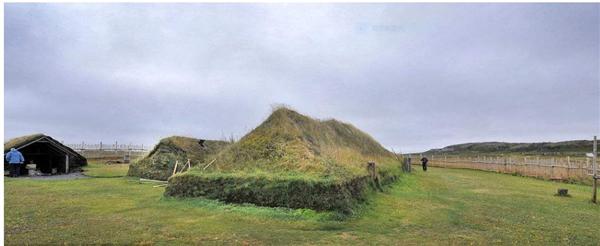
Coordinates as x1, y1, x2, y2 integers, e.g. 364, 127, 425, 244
166, 107, 403, 213
4, 134, 87, 176
128, 136, 230, 180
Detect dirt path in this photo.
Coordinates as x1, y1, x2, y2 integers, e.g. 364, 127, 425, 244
20, 172, 90, 180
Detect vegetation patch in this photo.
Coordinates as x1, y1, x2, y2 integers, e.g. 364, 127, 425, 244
166, 107, 403, 212
423, 140, 594, 156
83, 161, 130, 178
166, 173, 364, 212
127, 136, 230, 180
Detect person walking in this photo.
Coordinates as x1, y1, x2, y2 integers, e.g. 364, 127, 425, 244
420, 156, 429, 172
5, 148, 25, 177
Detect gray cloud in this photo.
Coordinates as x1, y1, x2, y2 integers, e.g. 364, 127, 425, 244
5, 3, 599, 152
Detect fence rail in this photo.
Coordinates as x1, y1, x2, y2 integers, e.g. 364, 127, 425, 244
63, 142, 150, 160
65, 142, 150, 152
424, 155, 594, 183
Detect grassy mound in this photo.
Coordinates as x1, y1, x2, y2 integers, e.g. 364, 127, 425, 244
166, 107, 402, 212
127, 136, 230, 180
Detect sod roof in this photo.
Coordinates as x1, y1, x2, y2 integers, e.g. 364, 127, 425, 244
204, 107, 398, 178
4, 133, 86, 161
146, 136, 230, 162
4, 133, 46, 152
127, 136, 230, 180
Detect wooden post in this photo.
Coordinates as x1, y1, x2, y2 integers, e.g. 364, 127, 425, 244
367, 162, 383, 192
536, 156, 540, 177
567, 156, 571, 177
65, 154, 69, 173
592, 136, 597, 203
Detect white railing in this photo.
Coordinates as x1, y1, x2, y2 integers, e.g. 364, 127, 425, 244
65, 142, 149, 152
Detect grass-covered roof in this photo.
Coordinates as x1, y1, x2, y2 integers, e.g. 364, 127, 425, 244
202, 107, 398, 178
4, 133, 86, 162
128, 136, 230, 180
4, 133, 46, 152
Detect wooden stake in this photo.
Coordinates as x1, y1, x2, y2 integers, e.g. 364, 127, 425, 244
567, 160, 572, 178
203, 159, 216, 170
390, 147, 407, 172
172, 160, 179, 176
592, 136, 597, 203
140, 178, 168, 183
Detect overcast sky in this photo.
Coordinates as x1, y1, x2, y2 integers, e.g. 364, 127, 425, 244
4, 3, 600, 152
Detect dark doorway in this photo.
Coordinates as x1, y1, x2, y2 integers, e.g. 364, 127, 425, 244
9, 142, 68, 175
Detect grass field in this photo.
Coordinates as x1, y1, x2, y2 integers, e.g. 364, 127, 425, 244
4, 166, 599, 245
82, 161, 130, 178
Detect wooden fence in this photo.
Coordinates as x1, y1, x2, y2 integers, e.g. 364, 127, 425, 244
425, 155, 594, 183
65, 142, 149, 152
65, 142, 150, 161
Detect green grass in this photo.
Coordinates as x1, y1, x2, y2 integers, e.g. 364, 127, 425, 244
5, 167, 599, 245
82, 161, 129, 178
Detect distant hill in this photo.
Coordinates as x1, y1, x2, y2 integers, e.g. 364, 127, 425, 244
422, 140, 594, 156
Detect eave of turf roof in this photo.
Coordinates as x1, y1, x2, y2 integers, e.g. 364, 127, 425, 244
4, 133, 46, 152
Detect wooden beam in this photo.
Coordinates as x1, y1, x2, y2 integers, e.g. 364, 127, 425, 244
139, 178, 168, 183
65, 154, 69, 173
172, 160, 179, 176
203, 159, 216, 170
